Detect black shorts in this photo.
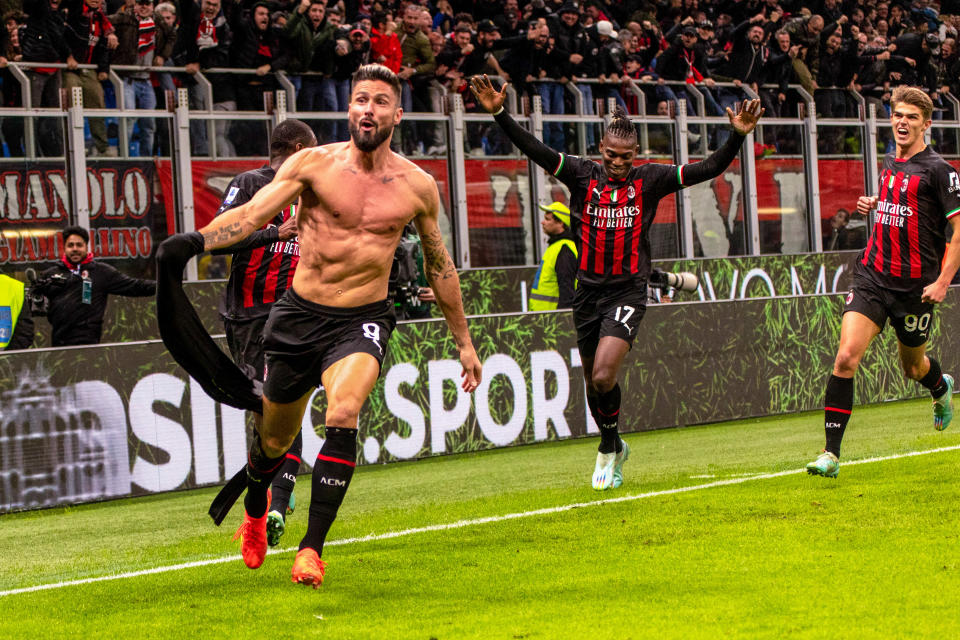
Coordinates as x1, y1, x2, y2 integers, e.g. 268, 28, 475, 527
843, 272, 934, 348
224, 316, 268, 383
262, 289, 396, 404
572, 281, 647, 358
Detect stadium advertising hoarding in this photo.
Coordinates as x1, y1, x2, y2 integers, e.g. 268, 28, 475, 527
28, 250, 859, 348
0, 160, 174, 278
4, 291, 958, 513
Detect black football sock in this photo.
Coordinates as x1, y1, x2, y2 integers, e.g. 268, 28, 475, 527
299, 427, 357, 556
920, 357, 949, 398
269, 429, 303, 519
244, 432, 287, 519
597, 384, 622, 455
824, 374, 854, 458
586, 391, 601, 426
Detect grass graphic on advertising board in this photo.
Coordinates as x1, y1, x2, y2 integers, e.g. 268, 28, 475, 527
2, 398, 959, 639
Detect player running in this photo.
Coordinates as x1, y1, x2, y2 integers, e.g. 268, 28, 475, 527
164, 64, 481, 587
807, 86, 960, 478
470, 74, 763, 490
211, 119, 316, 547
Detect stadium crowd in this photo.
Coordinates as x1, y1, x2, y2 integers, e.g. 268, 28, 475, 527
0, 0, 958, 156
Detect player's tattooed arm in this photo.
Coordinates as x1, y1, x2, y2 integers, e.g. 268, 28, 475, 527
413, 173, 482, 392
197, 149, 312, 251
202, 221, 245, 248
421, 227, 457, 281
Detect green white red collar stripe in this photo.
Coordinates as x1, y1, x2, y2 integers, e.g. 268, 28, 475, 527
553, 154, 565, 177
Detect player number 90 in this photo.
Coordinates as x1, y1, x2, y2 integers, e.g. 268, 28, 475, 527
903, 313, 931, 333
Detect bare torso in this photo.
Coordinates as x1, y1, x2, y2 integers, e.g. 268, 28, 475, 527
292, 142, 432, 307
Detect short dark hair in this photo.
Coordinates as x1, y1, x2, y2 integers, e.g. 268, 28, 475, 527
604, 106, 637, 144
62, 226, 89, 244
270, 118, 316, 159
352, 63, 402, 102
2, 9, 26, 23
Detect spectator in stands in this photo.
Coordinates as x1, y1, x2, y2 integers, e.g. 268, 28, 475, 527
172, 0, 232, 156
226, 0, 287, 155
63, 0, 116, 156
156, 1, 175, 29
815, 27, 858, 152
20, 0, 71, 156
369, 11, 401, 72
435, 25, 473, 103
33, 226, 155, 347
110, 0, 176, 156
495, 0, 523, 38
761, 29, 799, 122
461, 19, 515, 154
331, 21, 370, 140
153, 1, 177, 91
0, 10, 25, 156
887, 30, 937, 92
784, 14, 830, 93
595, 19, 629, 112
394, 3, 436, 154
432, 0, 454, 35
717, 13, 777, 114
853, 31, 894, 120
657, 24, 721, 117
935, 36, 959, 116
555, 3, 599, 148
287, 0, 334, 126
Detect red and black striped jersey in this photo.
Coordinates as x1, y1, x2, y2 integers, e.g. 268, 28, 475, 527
860, 147, 960, 291
552, 153, 684, 285
216, 166, 301, 320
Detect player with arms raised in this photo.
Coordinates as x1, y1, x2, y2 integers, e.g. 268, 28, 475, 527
807, 86, 960, 478
179, 64, 482, 587
470, 75, 763, 490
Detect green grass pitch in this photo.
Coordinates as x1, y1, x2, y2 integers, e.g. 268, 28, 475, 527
3, 398, 960, 639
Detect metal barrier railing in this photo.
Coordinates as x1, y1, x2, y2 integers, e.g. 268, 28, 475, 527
3, 61, 960, 268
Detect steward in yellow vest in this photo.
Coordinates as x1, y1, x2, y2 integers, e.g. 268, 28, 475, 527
0, 273, 34, 350
530, 202, 578, 311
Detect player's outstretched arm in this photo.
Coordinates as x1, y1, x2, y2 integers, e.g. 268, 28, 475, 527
469, 74, 562, 175
922, 216, 960, 303
413, 176, 482, 392
199, 150, 311, 251
680, 99, 765, 188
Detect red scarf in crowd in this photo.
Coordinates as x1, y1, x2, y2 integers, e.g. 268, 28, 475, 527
138, 16, 156, 56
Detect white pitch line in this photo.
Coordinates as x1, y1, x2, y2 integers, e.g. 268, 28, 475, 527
3, 443, 960, 598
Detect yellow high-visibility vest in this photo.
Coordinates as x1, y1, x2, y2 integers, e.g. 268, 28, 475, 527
0, 275, 25, 350
530, 239, 577, 311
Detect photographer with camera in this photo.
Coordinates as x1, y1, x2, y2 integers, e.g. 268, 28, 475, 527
390, 222, 435, 320
30, 226, 155, 346
0, 272, 34, 350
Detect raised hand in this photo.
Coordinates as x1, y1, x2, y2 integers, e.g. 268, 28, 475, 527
469, 74, 509, 114
726, 98, 765, 136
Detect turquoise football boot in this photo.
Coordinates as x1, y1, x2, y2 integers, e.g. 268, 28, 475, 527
611, 440, 631, 489
805, 451, 839, 478
933, 374, 954, 431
